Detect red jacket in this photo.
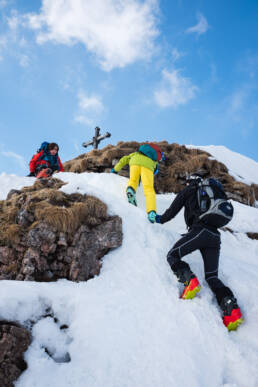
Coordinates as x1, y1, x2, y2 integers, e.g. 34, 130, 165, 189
29, 150, 64, 173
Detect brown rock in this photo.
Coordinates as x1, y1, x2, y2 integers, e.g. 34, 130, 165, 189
0, 182, 123, 282
0, 322, 31, 387
247, 232, 258, 240
0, 247, 14, 265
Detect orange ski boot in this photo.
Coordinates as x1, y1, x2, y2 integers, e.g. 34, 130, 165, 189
181, 275, 201, 300
221, 296, 244, 331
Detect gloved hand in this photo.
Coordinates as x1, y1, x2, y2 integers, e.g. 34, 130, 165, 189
111, 168, 118, 174
148, 211, 156, 223
155, 214, 161, 223
27, 172, 35, 177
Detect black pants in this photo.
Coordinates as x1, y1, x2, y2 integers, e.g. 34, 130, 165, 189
167, 226, 234, 305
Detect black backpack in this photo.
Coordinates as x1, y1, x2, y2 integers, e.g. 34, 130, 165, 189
197, 178, 234, 228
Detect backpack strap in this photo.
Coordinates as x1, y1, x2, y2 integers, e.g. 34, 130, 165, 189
197, 179, 215, 213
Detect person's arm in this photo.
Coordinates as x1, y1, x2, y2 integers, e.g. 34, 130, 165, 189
113, 153, 134, 172
158, 186, 191, 224
29, 151, 42, 173
58, 156, 64, 172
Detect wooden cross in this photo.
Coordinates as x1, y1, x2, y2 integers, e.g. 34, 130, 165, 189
82, 127, 111, 149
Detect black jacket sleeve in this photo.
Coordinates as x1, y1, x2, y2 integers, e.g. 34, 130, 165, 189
159, 186, 193, 224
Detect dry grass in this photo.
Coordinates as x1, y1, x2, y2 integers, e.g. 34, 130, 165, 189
63, 141, 257, 205
34, 196, 107, 233
0, 224, 22, 245
0, 178, 109, 245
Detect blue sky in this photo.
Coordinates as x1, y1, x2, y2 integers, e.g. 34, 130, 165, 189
0, 0, 258, 175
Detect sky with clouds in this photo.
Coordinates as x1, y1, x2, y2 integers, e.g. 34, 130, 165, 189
0, 0, 258, 175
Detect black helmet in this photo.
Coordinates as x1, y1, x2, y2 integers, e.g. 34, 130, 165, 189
186, 169, 209, 185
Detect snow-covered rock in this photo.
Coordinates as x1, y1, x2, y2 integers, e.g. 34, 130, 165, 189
187, 145, 258, 185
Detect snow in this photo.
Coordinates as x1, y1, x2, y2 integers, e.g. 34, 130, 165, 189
187, 145, 258, 185
0, 171, 257, 387
0, 172, 36, 200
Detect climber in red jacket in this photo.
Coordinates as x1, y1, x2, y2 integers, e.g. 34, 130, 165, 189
29, 142, 64, 178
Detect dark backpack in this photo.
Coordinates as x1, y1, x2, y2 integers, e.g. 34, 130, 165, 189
138, 143, 162, 162
197, 178, 234, 228
37, 141, 49, 153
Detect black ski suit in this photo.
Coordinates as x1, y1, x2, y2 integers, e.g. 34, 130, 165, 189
159, 181, 235, 305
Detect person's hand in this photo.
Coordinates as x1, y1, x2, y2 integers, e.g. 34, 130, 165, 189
111, 168, 118, 174
155, 214, 161, 223
148, 211, 156, 223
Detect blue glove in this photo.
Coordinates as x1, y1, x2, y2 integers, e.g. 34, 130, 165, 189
148, 211, 156, 223
155, 214, 161, 223
111, 168, 118, 174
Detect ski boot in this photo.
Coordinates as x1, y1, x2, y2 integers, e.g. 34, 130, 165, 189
220, 296, 244, 331
181, 275, 201, 300
126, 187, 137, 206
171, 261, 201, 300
36, 167, 52, 179
148, 211, 156, 223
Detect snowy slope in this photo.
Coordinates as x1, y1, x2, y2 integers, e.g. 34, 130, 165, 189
0, 172, 258, 387
187, 145, 258, 185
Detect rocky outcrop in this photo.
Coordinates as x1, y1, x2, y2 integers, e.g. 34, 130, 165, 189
64, 141, 258, 206
0, 321, 31, 387
0, 178, 123, 282
247, 232, 258, 240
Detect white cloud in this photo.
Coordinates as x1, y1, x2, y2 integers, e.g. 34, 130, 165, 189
154, 69, 198, 108
0, 10, 31, 66
171, 48, 184, 63
8, 13, 19, 31
78, 93, 104, 113
25, 0, 159, 71
1, 150, 27, 169
74, 92, 104, 126
186, 12, 209, 36
74, 115, 94, 126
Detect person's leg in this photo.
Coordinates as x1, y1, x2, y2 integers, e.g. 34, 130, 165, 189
127, 165, 140, 192
126, 165, 141, 206
167, 228, 205, 276
140, 166, 156, 213
200, 244, 226, 293
200, 241, 243, 330
167, 228, 205, 298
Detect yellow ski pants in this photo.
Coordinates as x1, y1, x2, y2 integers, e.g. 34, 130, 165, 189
127, 165, 156, 213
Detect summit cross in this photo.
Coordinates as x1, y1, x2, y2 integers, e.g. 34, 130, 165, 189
82, 127, 111, 150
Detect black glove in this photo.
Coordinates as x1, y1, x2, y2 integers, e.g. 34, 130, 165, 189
27, 172, 35, 177
155, 214, 161, 223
